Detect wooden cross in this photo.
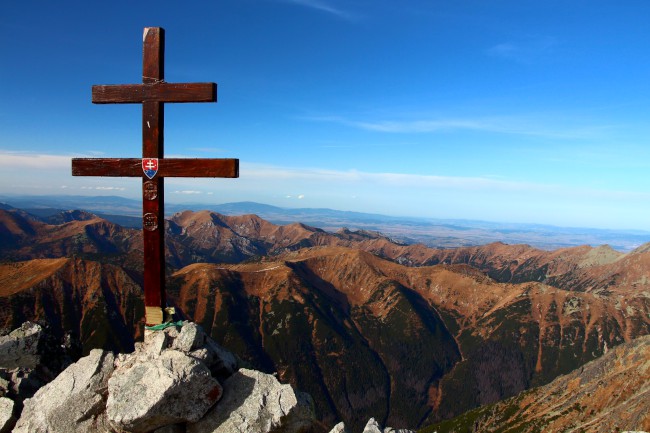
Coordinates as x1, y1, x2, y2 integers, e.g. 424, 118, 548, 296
72, 27, 239, 326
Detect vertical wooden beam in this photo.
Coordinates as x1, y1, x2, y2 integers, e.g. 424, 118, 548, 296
142, 27, 166, 325
73, 27, 237, 327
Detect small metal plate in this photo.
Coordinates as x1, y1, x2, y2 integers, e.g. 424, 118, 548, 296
143, 212, 158, 231
143, 180, 158, 200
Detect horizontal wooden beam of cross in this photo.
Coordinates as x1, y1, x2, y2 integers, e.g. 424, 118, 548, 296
72, 158, 238, 178
71, 27, 239, 327
92, 83, 216, 104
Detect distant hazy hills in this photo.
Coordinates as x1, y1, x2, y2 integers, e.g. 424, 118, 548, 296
1, 205, 649, 431
1, 194, 649, 251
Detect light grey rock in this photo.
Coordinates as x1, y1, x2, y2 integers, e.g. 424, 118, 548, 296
328, 421, 348, 433
0, 397, 15, 433
145, 328, 169, 357
172, 321, 206, 353
107, 349, 222, 433
12, 349, 114, 433
0, 322, 41, 369
363, 418, 383, 433
384, 428, 415, 433
167, 322, 238, 379
187, 368, 315, 433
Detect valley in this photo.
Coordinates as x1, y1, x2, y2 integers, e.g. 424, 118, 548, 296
0, 205, 649, 431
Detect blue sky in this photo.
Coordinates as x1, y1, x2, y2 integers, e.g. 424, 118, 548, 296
1, 1, 650, 230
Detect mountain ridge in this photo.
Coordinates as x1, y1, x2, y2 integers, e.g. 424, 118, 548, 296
1, 206, 649, 431
2, 195, 648, 251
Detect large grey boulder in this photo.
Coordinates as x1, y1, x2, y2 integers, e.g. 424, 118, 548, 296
187, 368, 315, 433
107, 349, 223, 433
12, 349, 114, 433
0, 322, 41, 370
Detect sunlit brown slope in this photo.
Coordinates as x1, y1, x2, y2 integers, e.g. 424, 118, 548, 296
0, 209, 142, 267
166, 210, 364, 265
164, 211, 650, 297
169, 246, 650, 430
0, 257, 142, 353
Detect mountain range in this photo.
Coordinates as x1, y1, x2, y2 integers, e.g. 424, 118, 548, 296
2, 194, 649, 251
0, 205, 648, 432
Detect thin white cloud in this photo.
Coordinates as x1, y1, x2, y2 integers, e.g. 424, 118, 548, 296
486, 43, 518, 58
94, 186, 126, 191
79, 186, 126, 191
236, 162, 650, 202
304, 114, 609, 139
282, 0, 354, 20
486, 36, 558, 63
0, 151, 71, 168
172, 190, 203, 195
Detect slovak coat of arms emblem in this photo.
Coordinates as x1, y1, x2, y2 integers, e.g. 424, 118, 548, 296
142, 158, 159, 179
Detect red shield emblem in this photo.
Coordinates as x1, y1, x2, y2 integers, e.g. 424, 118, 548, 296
142, 158, 159, 179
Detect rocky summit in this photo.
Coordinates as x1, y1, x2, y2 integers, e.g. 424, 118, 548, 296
6, 321, 316, 433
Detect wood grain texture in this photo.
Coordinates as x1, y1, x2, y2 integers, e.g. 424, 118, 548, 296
92, 83, 216, 104
141, 27, 166, 322
72, 158, 239, 177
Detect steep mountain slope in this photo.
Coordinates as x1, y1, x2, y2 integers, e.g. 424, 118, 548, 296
0, 257, 142, 352
421, 334, 650, 433
170, 248, 461, 431
167, 246, 650, 430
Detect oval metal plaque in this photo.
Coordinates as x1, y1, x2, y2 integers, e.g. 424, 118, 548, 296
143, 180, 158, 200
143, 212, 158, 231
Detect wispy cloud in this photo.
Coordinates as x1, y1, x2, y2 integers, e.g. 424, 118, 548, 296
486, 35, 559, 64
239, 162, 650, 204
241, 162, 535, 192
0, 151, 71, 169
281, 0, 354, 20
172, 190, 203, 195
303, 114, 610, 139
80, 186, 126, 191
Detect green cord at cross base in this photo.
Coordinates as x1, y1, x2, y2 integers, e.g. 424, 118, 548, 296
144, 320, 184, 331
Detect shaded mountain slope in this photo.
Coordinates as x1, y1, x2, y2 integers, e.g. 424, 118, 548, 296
170, 248, 462, 431
421, 334, 650, 433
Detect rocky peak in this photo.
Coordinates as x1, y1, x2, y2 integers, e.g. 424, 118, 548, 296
6, 321, 316, 433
